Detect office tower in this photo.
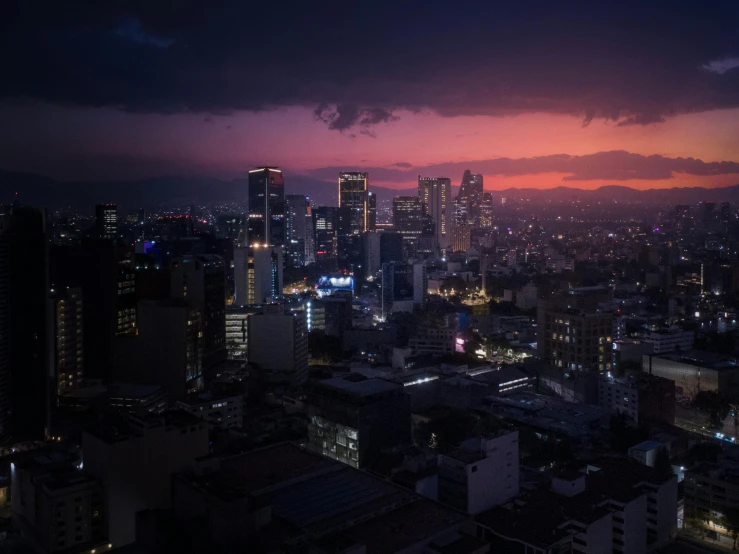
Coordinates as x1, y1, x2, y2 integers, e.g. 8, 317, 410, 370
82, 411, 209, 546
363, 231, 381, 277
247, 167, 285, 247
2, 207, 51, 439
417, 176, 451, 249
306, 376, 411, 468
451, 226, 471, 252
457, 170, 483, 227
233, 246, 283, 305
537, 290, 614, 373
170, 255, 227, 370
314, 206, 337, 260
452, 197, 468, 227
127, 299, 204, 401
95, 203, 118, 239
52, 287, 84, 400
285, 194, 309, 268
216, 214, 247, 246
225, 305, 262, 360
310, 290, 353, 337
51, 241, 136, 382
338, 172, 369, 235
0, 229, 9, 438
459, 169, 483, 201
380, 232, 404, 264
304, 199, 316, 265
367, 191, 377, 232
11, 457, 105, 552
393, 196, 424, 255
381, 262, 426, 318
479, 192, 493, 228
248, 305, 308, 385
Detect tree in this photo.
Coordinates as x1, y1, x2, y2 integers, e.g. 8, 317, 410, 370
719, 507, 739, 549
653, 447, 674, 477
686, 516, 707, 538
694, 390, 731, 430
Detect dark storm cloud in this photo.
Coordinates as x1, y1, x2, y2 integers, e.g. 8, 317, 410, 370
306, 151, 739, 183
3, 1, 739, 132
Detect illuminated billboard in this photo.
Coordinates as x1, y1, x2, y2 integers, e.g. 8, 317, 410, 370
316, 276, 354, 298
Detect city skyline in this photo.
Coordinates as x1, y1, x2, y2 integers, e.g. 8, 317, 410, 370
2, 3, 739, 191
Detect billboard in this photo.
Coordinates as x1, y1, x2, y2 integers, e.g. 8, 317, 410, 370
316, 276, 354, 298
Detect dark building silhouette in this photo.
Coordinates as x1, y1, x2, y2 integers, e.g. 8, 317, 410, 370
380, 232, 404, 264
2, 206, 51, 438
247, 167, 284, 248
51, 240, 137, 382
170, 255, 226, 373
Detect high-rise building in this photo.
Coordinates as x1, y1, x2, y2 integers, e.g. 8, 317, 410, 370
51, 240, 136, 382
459, 170, 483, 201
247, 167, 284, 248
363, 231, 381, 277
367, 191, 377, 232
285, 194, 309, 268
314, 206, 337, 260
52, 287, 84, 400
2, 206, 51, 439
418, 176, 451, 249
538, 290, 614, 373
11, 457, 105, 553
338, 172, 369, 235
82, 411, 209, 546
125, 299, 204, 401
0, 227, 9, 438
457, 171, 483, 227
306, 376, 411, 468
216, 214, 246, 246
304, 198, 316, 265
393, 196, 424, 254
225, 305, 262, 361
479, 192, 493, 228
95, 203, 117, 239
248, 304, 308, 385
451, 226, 471, 252
170, 255, 227, 370
233, 246, 283, 305
381, 262, 426, 318
380, 232, 404, 264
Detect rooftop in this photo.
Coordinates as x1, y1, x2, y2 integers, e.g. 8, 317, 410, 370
341, 499, 468, 554
318, 376, 401, 397
653, 349, 738, 370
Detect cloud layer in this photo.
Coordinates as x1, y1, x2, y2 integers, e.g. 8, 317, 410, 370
305, 151, 739, 183
3, 2, 739, 133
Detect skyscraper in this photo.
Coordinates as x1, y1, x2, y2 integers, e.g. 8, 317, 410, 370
367, 191, 377, 232
304, 199, 316, 265
233, 246, 283, 305
285, 194, 309, 268
314, 206, 338, 261
458, 170, 483, 227
338, 172, 369, 235
52, 287, 84, 400
417, 176, 451, 250
2, 206, 51, 438
170, 255, 227, 370
247, 167, 285, 248
393, 196, 424, 255
248, 304, 308, 386
459, 170, 483, 201
95, 204, 117, 240
0, 222, 10, 438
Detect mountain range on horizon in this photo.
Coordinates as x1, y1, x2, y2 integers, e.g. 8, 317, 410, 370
1, 168, 738, 212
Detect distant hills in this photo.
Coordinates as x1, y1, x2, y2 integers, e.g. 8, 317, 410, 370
1, 169, 738, 211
